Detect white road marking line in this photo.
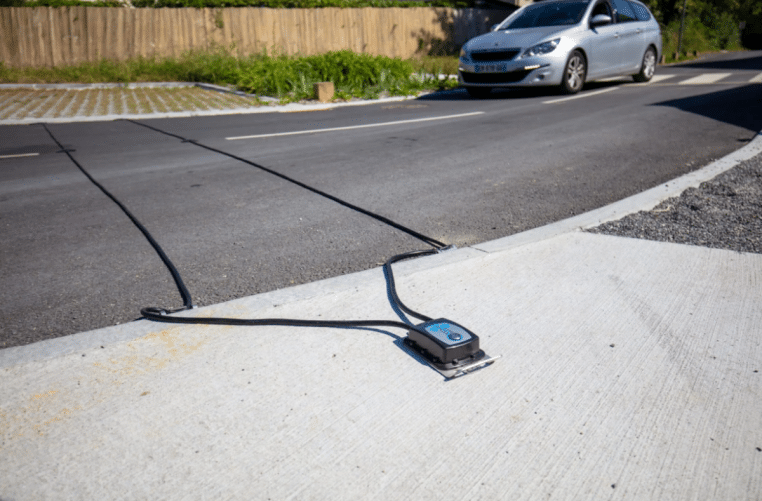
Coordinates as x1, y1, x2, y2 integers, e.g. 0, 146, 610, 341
750, 73, 762, 83
225, 111, 485, 140
678, 73, 732, 85
599, 74, 674, 87
0, 152, 39, 159
542, 87, 617, 104
648, 74, 675, 84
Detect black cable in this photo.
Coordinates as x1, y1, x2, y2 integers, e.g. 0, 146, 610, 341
140, 308, 412, 330
42, 123, 195, 310
43, 122, 448, 334
123, 119, 447, 250
383, 249, 436, 323
140, 247, 443, 330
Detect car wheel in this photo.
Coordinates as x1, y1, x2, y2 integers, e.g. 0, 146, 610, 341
466, 87, 492, 99
633, 47, 656, 82
561, 50, 586, 94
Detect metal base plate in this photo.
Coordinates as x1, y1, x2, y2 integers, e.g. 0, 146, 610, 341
404, 338, 500, 380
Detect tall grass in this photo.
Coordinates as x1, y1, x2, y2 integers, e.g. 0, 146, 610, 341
410, 55, 459, 77
0, 48, 458, 100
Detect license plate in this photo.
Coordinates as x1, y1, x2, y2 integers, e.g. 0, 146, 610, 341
474, 64, 507, 73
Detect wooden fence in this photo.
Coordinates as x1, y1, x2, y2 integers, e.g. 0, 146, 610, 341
0, 7, 515, 67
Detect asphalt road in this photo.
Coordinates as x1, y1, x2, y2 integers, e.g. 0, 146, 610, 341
2, 52, 761, 348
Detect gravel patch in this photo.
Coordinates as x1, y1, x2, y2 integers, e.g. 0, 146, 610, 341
590, 151, 762, 254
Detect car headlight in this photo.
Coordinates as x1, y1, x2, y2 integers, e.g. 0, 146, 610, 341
521, 39, 560, 58
459, 47, 468, 60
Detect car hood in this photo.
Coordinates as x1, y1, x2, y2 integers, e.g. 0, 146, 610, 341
464, 26, 575, 52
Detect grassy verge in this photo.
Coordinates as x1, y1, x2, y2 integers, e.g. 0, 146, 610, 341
0, 49, 459, 102
2, 0, 474, 7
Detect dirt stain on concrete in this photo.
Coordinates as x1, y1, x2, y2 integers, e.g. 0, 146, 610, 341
1, 325, 213, 444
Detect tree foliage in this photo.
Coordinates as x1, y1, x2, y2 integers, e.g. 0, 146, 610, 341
639, 0, 759, 51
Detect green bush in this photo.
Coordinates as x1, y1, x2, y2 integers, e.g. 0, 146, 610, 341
705, 12, 742, 51
183, 48, 442, 100
0, 48, 457, 100
661, 13, 742, 62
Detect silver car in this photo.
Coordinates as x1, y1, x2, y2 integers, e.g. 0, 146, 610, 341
458, 0, 661, 97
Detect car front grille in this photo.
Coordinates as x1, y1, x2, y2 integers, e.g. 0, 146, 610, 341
461, 69, 532, 84
471, 50, 520, 62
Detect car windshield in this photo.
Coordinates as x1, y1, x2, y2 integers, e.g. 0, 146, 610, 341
502, 2, 589, 29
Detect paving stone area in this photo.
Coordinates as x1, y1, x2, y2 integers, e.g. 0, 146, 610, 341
0, 85, 263, 122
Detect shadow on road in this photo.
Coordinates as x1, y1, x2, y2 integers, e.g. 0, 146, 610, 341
417, 79, 628, 101
668, 51, 762, 71
652, 84, 762, 134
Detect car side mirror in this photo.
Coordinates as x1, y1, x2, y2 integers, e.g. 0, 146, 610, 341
591, 14, 612, 27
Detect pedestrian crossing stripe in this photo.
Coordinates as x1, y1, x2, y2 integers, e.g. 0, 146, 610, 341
636, 73, 762, 85
647, 74, 674, 84
678, 73, 733, 85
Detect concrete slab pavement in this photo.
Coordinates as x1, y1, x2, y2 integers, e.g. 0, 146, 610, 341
1, 231, 760, 500
1, 134, 761, 499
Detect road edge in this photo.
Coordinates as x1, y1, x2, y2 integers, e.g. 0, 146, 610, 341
2, 129, 760, 367
473, 130, 762, 253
